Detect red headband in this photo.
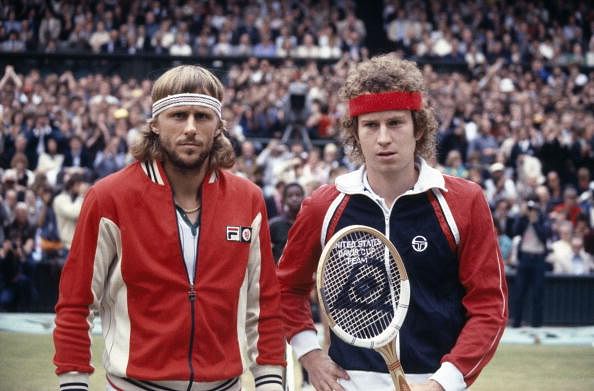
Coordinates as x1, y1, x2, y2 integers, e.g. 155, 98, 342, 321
348, 91, 422, 117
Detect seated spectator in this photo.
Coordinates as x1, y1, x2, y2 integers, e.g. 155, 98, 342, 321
35, 135, 64, 186
88, 21, 110, 53
169, 32, 192, 56
552, 186, 584, 227
93, 136, 127, 179
253, 32, 277, 57
294, 33, 320, 58
441, 149, 468, 178
0, 30, 25, 52
546, 170, 564, 209
234, 32, 253, 56
275, 26, 297, 54
5, 153, 34, 189
212, 32, 233, 56
62, 135, 93, 175
566, 236, 594, 274
192, 32, 213, 57
37, 183, 63, 264
484, 162, 517, 208
547, 220, 573, 273
236, 139, 260, 178
318, 24, 342, 59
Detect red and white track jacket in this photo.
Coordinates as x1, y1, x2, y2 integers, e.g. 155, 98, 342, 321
53, 160, 285, 391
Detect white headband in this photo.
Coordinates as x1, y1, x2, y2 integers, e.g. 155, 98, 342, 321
151, 93, 222, 120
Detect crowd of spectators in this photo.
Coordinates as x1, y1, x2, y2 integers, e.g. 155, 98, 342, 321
1, 0, 593, 67
0, 0, 367, 60
382, 0, 594, 67
1, 0, 594, 314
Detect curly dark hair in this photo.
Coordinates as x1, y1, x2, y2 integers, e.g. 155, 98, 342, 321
338, 54, 438, 165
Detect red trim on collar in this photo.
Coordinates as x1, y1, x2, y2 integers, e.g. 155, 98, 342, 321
348, 91, 422, 117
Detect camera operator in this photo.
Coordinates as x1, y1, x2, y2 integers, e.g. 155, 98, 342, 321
510, 198, 551, 328
281, 76, 313, 150
1, 202, 37, 311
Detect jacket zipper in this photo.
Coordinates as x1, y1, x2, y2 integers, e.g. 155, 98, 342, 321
186, 284, 196, 391
172, 195, 197, 390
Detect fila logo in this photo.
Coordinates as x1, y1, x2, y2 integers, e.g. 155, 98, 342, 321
411, 235, 428, 252
226, 226, 252, 243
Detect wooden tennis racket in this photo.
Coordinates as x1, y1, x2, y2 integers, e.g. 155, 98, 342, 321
316, 225, 411, 391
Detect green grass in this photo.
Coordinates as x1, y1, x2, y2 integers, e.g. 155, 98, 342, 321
0, 332, 593, 390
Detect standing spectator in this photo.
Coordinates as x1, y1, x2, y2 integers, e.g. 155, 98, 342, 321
52, 172, 87, 252
511, 198, 550, 328
269, 182, 305, 263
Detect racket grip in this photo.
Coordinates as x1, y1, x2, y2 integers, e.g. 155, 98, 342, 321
396, 373, 411, 391
388, 361, 411, 391
376, 343, 411, 391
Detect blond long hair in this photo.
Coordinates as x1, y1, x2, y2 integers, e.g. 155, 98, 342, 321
131, 65, 235, 170
339, 55, 438, 165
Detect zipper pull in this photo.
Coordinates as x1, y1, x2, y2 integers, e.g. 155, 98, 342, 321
188, 285, 196, 302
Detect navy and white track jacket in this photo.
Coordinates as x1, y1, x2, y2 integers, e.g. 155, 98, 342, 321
277, 159, 508, 390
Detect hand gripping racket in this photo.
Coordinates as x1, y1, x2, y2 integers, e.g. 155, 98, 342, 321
316, 225, 411, 391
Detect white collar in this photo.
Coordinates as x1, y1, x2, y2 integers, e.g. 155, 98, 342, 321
335, 157, 447, 196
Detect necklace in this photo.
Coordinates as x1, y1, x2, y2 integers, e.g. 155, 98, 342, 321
176, 204, 201, 214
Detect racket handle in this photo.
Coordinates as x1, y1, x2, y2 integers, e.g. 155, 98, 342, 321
388, 360, 411, 391
375, 342, 411, 391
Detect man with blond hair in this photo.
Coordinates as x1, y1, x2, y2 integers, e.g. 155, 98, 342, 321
54, 65, 285, 391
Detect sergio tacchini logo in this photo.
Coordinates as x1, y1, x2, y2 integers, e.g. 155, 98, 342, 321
411, 235, 428, 252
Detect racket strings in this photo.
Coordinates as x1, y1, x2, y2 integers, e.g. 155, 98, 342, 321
322, 231, 402, 339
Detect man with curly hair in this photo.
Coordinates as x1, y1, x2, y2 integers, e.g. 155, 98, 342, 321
53, 65, 285, 391
278, 55, 508, 391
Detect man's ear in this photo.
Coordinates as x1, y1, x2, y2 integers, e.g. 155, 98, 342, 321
150, 123, 159, 135
415, 128, 424, 141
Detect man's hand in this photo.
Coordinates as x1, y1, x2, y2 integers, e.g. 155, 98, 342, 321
299, 349, 349, 391
409, 380, 444, 391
